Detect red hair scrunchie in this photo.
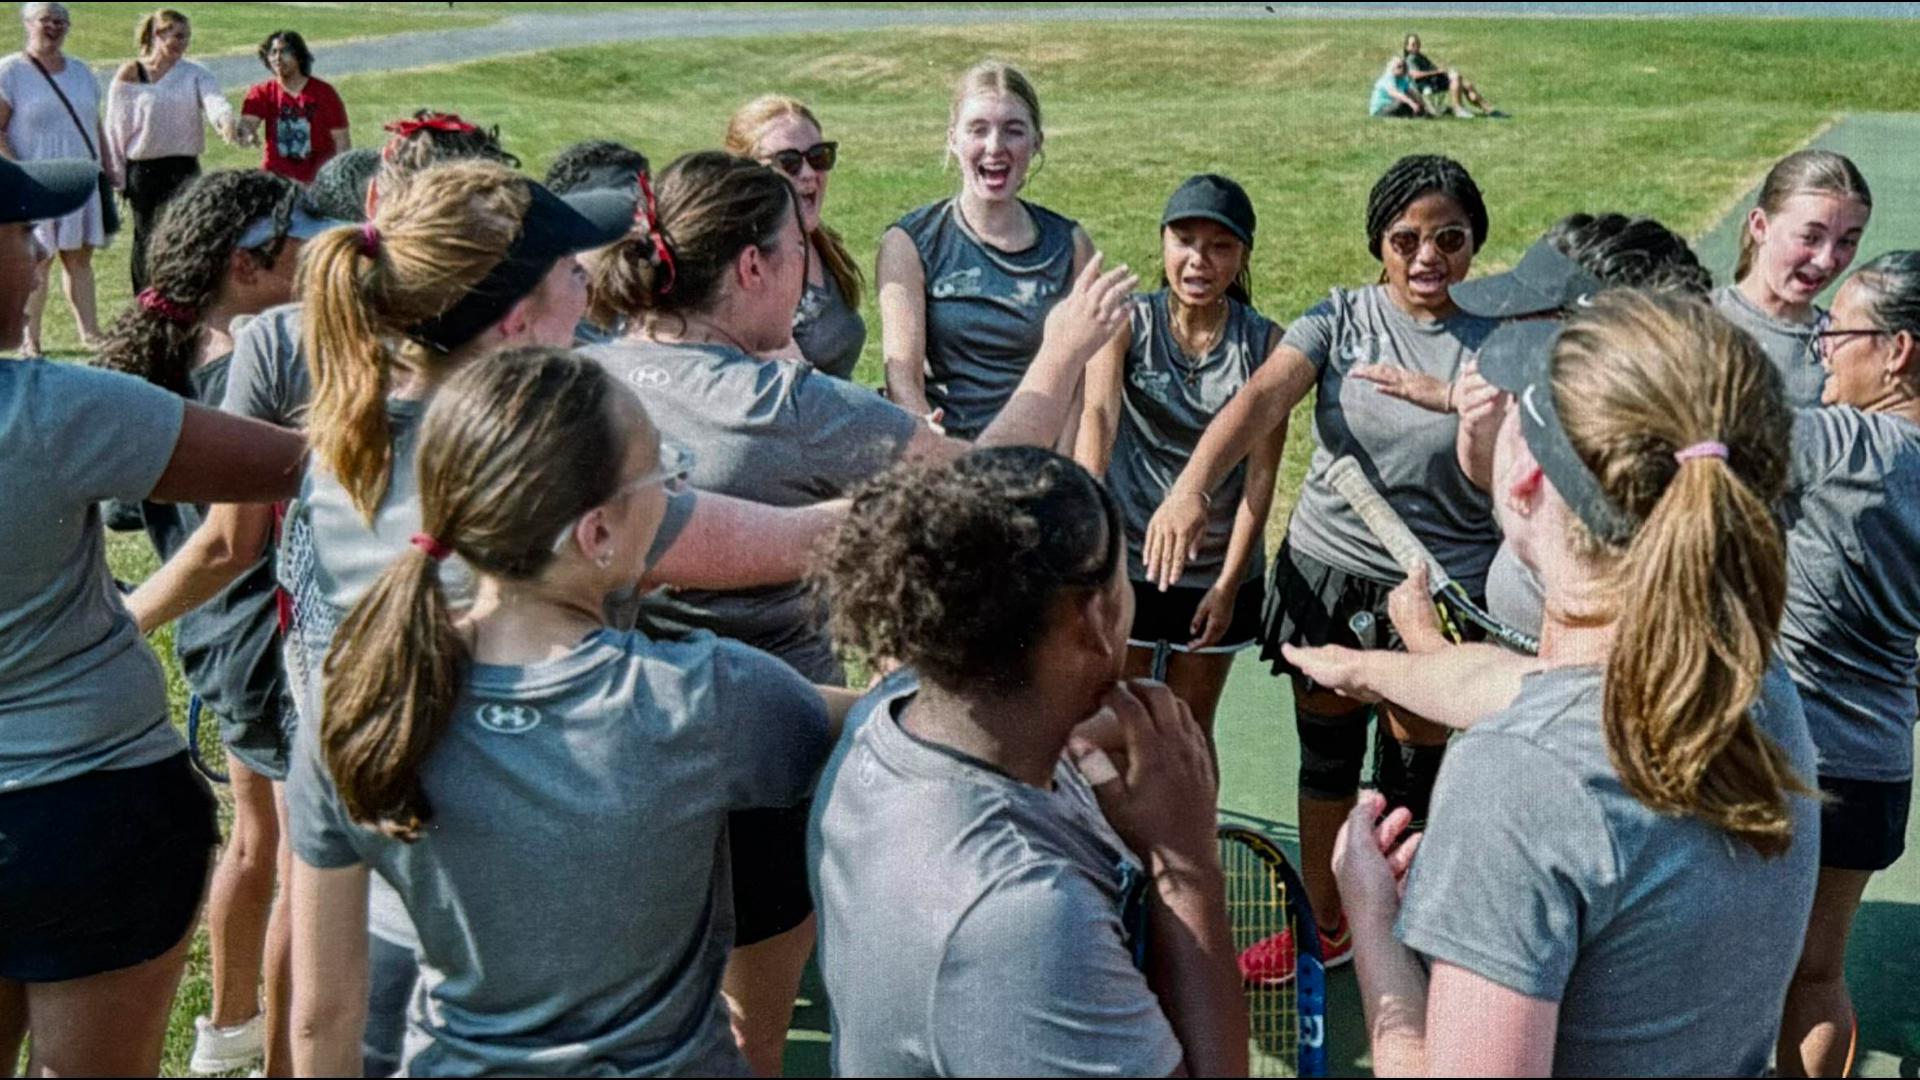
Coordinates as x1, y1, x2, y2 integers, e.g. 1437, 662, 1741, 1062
136, 287, 197, 326
409, 532, 454, 562
635, 169, 676, 296
359, 222, 381, 258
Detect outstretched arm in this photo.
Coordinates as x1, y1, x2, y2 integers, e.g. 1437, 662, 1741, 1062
644, 492, 847, 590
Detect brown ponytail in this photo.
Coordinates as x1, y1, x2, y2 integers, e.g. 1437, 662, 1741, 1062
300, 160, 532, 520
1553, 290, 1808, 857
321, 348, 643, 839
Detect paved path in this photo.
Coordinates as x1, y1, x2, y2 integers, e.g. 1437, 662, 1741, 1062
198, 2, 1915, 89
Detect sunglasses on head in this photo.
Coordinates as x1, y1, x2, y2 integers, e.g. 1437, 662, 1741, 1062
1385, 225, 1472, 259
765, 142, 838, 178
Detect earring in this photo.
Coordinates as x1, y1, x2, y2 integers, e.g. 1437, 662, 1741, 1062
595, 550, 614, 569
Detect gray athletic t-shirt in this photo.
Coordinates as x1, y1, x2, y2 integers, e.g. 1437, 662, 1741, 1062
1779, 407, 1920, 781
1109, 290, 1278, 589
894, 198, 1079, 439
289, 628, 831, 1077
141, 356, 284, 727
585, 340, 919, 682
223, 302, 311, 429
793, 269, 866, 380
0, 361, 185, 790
1283, 285, 1501, 592
1713, 285, 1826, 410
810, 671, 1182, 1078
1483, 540, 1546, 642
284, 398, 695, 945
1399, 662, 1819, 1077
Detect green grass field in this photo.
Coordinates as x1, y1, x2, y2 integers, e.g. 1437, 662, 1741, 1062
20, 6, 1916, 1075
50, 2, 494, 63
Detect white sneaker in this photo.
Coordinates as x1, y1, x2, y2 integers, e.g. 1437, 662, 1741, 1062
188, 1013, 264, 1075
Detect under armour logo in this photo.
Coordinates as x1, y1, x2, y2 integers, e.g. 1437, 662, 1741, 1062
474, 702, 543, 735
628, 365, 670, 389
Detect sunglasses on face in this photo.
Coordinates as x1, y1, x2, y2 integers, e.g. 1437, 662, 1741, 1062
1385, 225, 1472, 259
764, 142, 838, 178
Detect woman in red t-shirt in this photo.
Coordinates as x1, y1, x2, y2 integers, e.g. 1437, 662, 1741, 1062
237, 30, 347, 185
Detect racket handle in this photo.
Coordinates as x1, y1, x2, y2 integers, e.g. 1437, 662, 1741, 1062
1324, 456, 1456, 592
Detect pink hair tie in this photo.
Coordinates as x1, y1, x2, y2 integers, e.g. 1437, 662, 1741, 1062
136, 287, 197, 326
359, 222, 381, 258
410, 532, 454, 562
1674, 441, 1729, 464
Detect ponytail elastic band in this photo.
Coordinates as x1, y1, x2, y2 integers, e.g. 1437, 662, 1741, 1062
359, 222, 381, 258
1674, 441, 1729, 464
136, 287, 197, 326
410, 532, 454, 562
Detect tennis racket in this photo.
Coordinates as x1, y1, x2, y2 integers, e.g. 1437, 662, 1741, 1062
1218, 825, 1328, 1078
186, 694, 229, 784
1324, 455, 1539, 655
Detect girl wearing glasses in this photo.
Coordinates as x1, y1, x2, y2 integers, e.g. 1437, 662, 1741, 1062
726, 95, 865, 379
584, 148, 1132, 1075
1773, 252, 1920, 1077
289, 348, 851, 1076
878, 60, 1095, 439
1713, 149, 1873, 408
1145, 154, 1499, 975
1074, 174, 1282, 744
91, 168, 326, 1076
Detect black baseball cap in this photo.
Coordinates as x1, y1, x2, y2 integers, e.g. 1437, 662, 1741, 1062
1476, 319, 1638, 545
0, 157, 97, 225
1450, 237, 1606, 320
407, 181, 635, 353
1161, 174, 1256, 249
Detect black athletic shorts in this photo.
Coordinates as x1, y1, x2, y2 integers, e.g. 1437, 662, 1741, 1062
1127, 576, 1265, 654
729, 803, 814, 946
1818, 774, 1911, 872
0, 752, 218, 980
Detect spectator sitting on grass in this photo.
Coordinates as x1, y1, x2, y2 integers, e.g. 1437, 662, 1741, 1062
1369, 57, 1426, 118
1404, 32, 1495, 118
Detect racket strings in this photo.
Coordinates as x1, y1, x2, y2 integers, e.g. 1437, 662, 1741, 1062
1220, 837, 1303, 1077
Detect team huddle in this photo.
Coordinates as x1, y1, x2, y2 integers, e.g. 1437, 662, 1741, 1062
0, 35, 1915, 1080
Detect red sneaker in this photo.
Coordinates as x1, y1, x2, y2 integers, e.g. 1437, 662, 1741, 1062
1237, 926, 1297, 987
1318, 913, 1353, 970
1238, 913, 1353, 985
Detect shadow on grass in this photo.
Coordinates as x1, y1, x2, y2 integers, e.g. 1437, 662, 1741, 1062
1854, 899, 1920, 1070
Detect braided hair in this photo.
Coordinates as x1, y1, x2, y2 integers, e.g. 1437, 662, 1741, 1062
544, 139, 651, 196
1364, 154, 1488, 260
1544, 212, 1713, 297
94, 169, 300, 395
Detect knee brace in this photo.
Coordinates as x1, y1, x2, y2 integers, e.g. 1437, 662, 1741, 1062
1372, 730, 1449, 828
1297, 701, 1370, 801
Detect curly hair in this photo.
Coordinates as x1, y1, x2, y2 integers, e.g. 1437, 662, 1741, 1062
380, 108, 519, 179
1544, 212, 1712, 297
1364, 153, 1488, 260
544, 138, 650, 195
810, 447, 1120, 689
308, 146, 381, 223
94, 169, 299, 395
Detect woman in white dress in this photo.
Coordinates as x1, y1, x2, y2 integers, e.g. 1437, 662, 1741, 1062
0, 2, 107, 353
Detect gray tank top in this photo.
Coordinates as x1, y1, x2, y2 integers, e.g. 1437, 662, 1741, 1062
894, 197, 1079, 438
1712, 285, 1827, 409
1107, 291, 1277, 589
792, 265, 866, 380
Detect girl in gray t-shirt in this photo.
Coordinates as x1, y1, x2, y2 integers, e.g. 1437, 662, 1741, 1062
579, 148, 1131, 1073
1076, 174, 1281, 742
288, 350, 838, 1077
877, 61, 1094, 439
1713, 148, 1872, 409
1321, 291, 1821, 1076
1772, 252, 1920, 1076
1142, 155, 1497, 971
